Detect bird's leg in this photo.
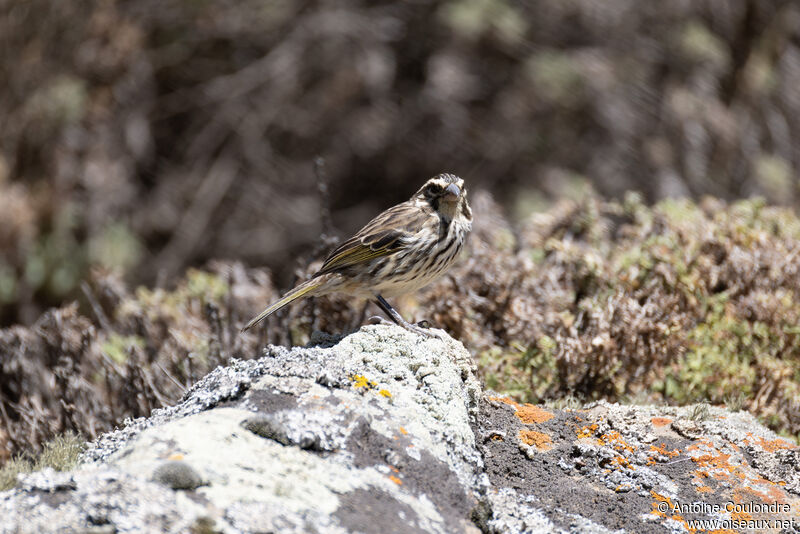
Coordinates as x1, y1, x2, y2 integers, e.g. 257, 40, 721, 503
371, 295, 440, 339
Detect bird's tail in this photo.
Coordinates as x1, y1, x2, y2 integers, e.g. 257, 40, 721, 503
241, 277, 323, 332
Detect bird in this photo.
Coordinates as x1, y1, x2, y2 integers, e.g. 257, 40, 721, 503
241, 173, 472, 337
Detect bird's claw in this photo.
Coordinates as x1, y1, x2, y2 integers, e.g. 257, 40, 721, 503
366, 316, 442, 339
368, 315, 392, 325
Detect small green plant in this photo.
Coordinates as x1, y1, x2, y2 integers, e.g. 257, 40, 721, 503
544, 394, 583, 410
0, 432, 84, 491
689, 403, 711, 422
724, 391, 747, 412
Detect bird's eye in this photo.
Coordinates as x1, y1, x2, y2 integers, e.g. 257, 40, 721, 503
425, 183, 443, 196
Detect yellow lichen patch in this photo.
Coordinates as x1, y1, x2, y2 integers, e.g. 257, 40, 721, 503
389, 475, 402, 485
398, 426, 408, 435
167, 453, 184, 461
651, 417, 672, 428
350, 374, 377, 390
518, 430, 552, 451
378, 389, 392, 398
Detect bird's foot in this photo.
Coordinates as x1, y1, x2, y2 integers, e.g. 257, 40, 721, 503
367, 315, 441, 339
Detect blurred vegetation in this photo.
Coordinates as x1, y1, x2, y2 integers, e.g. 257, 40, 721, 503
1, 0, 800, 325
437, 193, 800, 441
1, 193, 799, 464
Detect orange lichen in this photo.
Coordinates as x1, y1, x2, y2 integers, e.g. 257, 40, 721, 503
649, 491, 671, 518
516, 405, 554, 424
649, 443, 680, 458
727, 491, 753, 521
518, 430, 552, 451
600, 431, 634, 454
611, 455, 634, 470
488, 395, 554, 424
389, 475, 402, 485
690, 450, 732, 470
488, 396, 519, 406
695, 485, 713, 493
651, 417, 672, 427
577, 423, 598, 439
398, 426, 408, 435
683, 436, 800, 523
749, 435, 797, 453
649, 491, 696, 533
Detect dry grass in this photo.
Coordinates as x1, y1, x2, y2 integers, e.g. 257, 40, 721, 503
0, 432, 84, 490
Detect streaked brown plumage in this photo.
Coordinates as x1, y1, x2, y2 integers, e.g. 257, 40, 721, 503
241, 173, 472, 336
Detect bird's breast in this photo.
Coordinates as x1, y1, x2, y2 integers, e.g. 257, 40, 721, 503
365, 216, 470, 296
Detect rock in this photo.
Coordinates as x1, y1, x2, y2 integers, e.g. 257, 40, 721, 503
478, 397, 800, 533
1, 324, 798, 533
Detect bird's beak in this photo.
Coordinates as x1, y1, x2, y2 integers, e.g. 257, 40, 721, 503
443, 183, 460, 200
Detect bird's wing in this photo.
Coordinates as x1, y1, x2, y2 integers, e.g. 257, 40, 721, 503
317, 201, 428, 274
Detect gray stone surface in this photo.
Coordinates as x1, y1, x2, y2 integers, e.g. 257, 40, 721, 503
1, 324, 799, 534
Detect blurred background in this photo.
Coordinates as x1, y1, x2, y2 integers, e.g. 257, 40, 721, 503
1, 0, 799, 325
4, 0, 800, 464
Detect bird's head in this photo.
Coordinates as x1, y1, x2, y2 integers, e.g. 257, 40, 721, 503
413, 173, 472, 223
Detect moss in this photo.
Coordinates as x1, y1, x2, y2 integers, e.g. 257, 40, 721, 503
129, 268, 229, 324
101, 334, 145, 364
88, 222, 143, 273
185, 269, 229, 303
478, 346, 534, 401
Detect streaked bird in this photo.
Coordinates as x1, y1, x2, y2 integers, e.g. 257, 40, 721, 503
241, 173, 472, 337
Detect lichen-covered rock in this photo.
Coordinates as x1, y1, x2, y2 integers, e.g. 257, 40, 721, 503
477, 398, 800, 534
1, 325, 798, 534
1, 325, 483, 534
